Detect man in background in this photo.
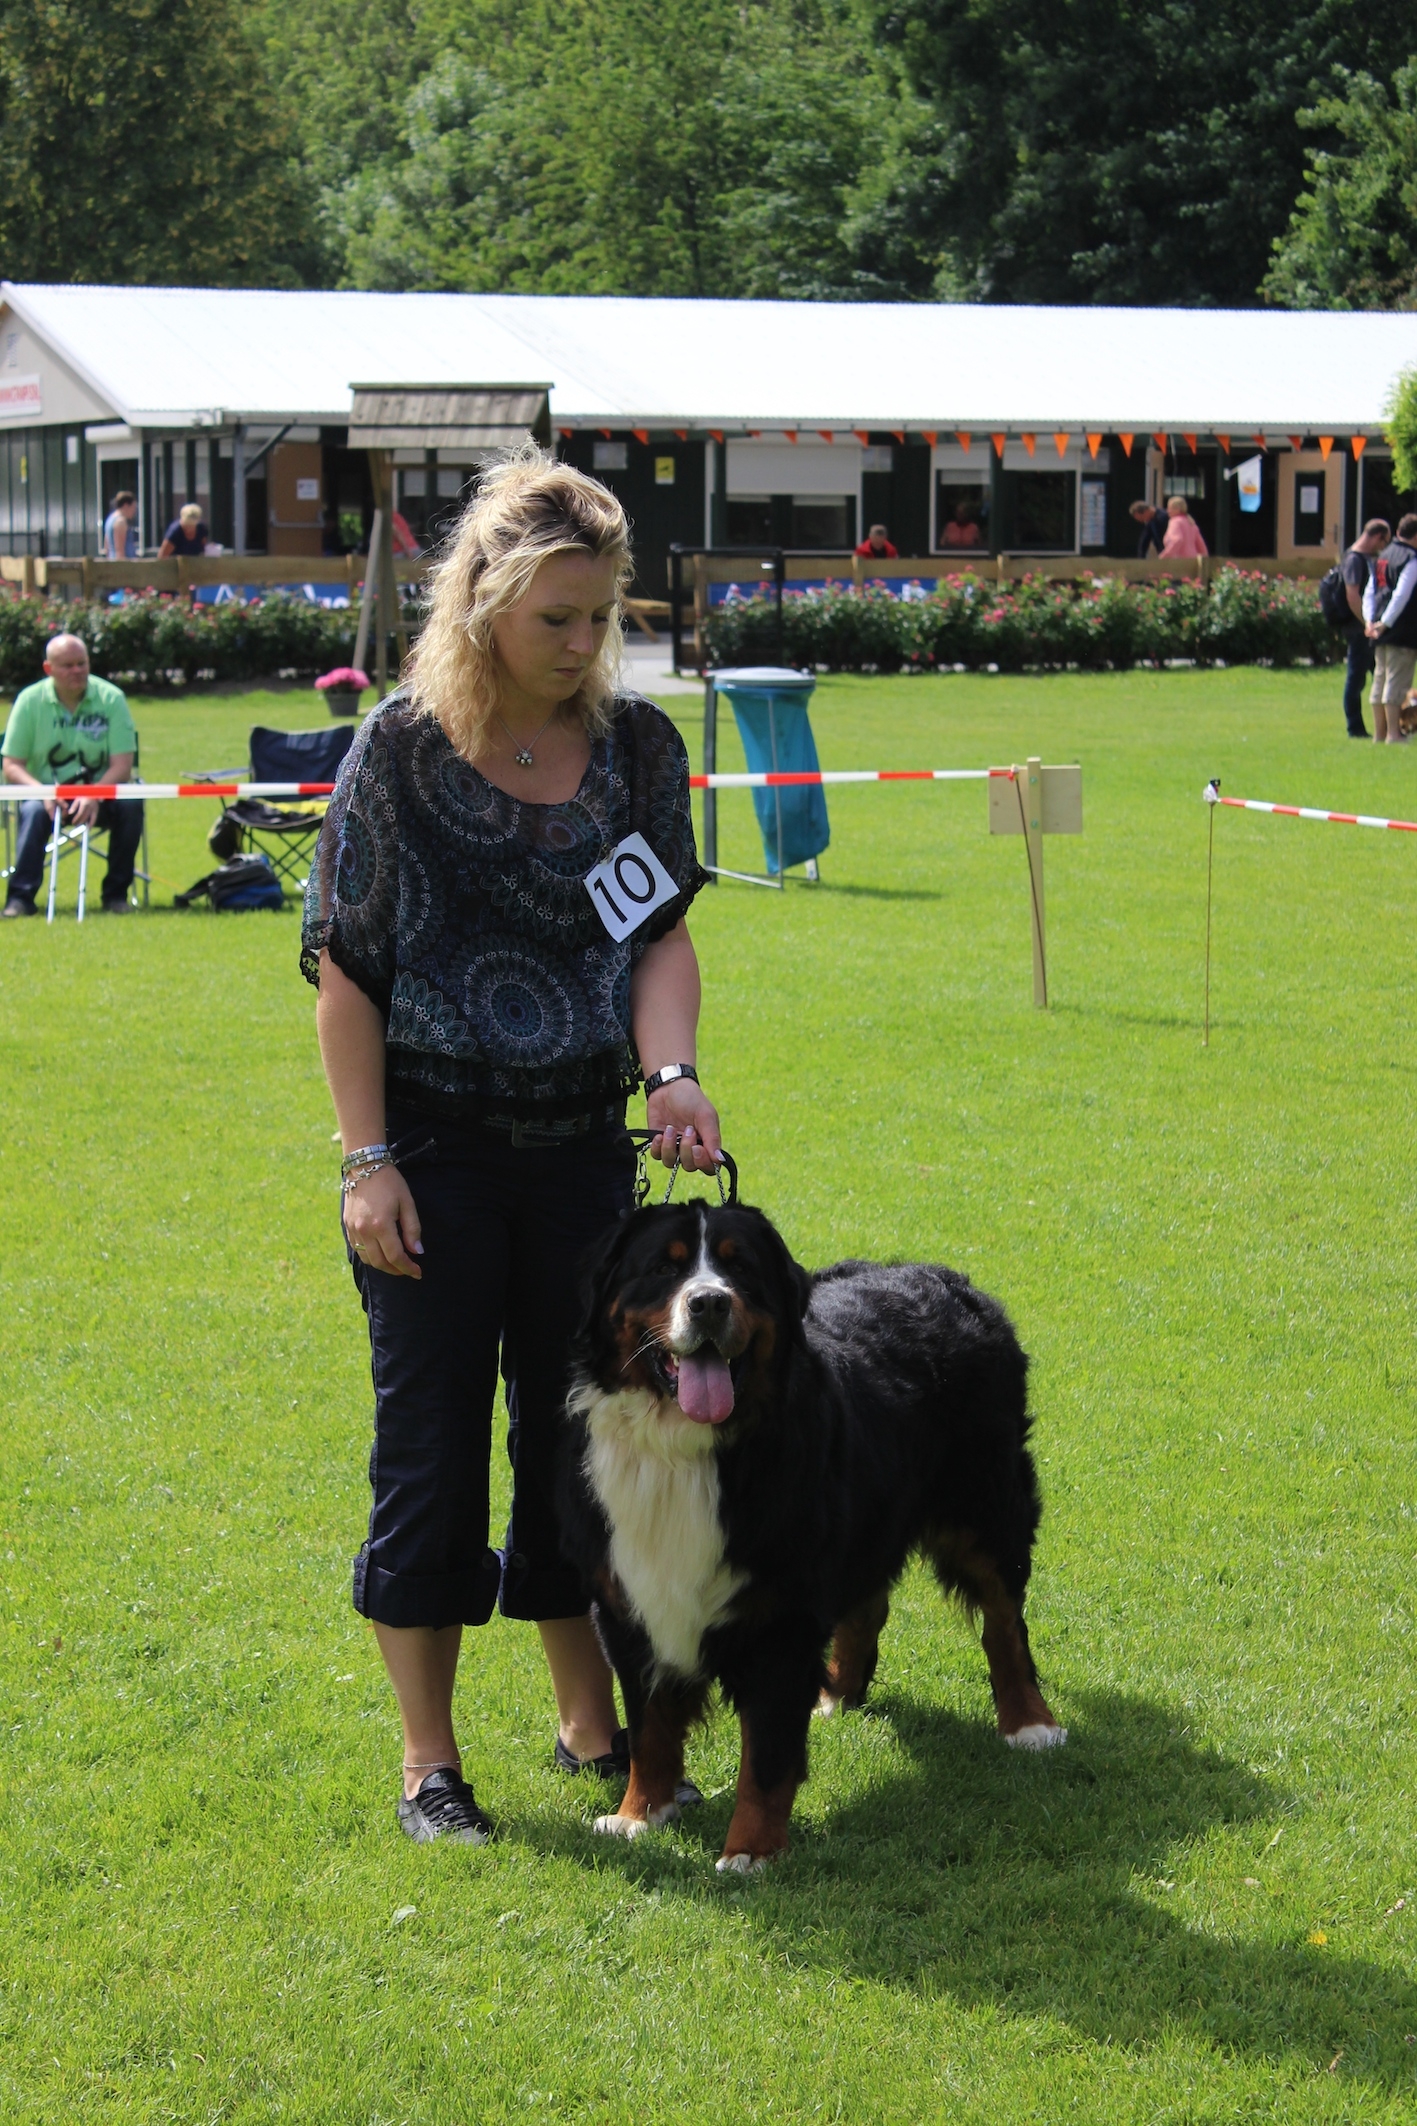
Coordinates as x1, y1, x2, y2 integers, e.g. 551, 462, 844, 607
855, 523, 898, 560
1363, 512, 1417, 743
2, 634, 142, 915
1129, 499, 1167, 557
103, 490, 138, 559
1339, 517, 1389, 739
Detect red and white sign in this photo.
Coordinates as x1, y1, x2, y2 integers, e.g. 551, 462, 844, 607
0, 373, 42, 419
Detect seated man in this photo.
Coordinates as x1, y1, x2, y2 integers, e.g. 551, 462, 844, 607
855, 522, 898, 560
2, 633, 143, 916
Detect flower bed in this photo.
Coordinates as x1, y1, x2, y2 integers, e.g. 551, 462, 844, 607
0, 593, 375, 692
703, 569, 1340, 674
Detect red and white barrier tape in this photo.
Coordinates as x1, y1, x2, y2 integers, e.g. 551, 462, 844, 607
0, 781, 337, 802
689, 767, 1008, 789
1207, 784, 1417, 836
1, 768, 1014, 801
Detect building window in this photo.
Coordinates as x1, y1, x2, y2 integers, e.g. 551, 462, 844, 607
1167, 472, 1205, 499
861, 445, 893, 472
1080, 478, 1107, 548
593, 440, 628, 470
791, 497, 852, 548
725, 496, 773, 545
1013, 473, 1074, 549
936, 477, 989, 552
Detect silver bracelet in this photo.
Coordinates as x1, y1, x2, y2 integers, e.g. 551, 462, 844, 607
341, 1141, 388, 1177
342, 1153, 396, 1196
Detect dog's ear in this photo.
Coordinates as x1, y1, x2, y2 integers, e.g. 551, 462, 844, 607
738, 1204, 813, 1325
572, 1210, 649, 1365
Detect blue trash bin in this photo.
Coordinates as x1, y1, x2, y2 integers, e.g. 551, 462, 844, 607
712, 667, 828, 877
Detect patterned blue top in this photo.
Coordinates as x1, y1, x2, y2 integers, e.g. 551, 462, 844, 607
301, 692, 706, 1118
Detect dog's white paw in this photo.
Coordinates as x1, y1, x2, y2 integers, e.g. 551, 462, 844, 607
715, 1851, 769, 1875
1005, 1722, 1068, 1751
593, 1802, 681, 1839
815, 1691, 843, 1718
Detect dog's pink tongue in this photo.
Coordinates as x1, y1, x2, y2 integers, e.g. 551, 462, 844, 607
675, 1349, 735, 1423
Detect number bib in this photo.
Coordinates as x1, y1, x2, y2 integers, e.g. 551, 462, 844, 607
583, 831, 679, 941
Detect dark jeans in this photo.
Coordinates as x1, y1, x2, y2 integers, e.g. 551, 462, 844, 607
349, 1110, 636, 1629
1344, 628, 1374, 735
7, 795, 144, 907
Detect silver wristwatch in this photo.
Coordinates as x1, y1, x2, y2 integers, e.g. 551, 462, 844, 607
643, 1063, 700, 1096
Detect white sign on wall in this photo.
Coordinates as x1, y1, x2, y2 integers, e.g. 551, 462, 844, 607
295, 477, 320, 501
0, 374, 42, 419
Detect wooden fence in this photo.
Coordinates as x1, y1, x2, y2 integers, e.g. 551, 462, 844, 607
0, 553, 431, 598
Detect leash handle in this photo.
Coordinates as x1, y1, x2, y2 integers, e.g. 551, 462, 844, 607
626, 1128, 738, 1208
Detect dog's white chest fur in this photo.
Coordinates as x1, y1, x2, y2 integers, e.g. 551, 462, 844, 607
576, 1386, 744, 1678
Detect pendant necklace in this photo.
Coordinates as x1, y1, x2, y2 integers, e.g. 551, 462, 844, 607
497, 708, 560, 768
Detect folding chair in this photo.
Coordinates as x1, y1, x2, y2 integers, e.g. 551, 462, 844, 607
196, 723, 355, 895
1, 725, 152, 921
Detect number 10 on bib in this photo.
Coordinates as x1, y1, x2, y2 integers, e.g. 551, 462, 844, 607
583, 832, 680, 941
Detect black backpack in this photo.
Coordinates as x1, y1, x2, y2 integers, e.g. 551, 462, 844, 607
175, 853, 286, 911
1318, 563, 1355, 628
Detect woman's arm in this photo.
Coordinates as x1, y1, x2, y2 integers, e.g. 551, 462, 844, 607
630, 918, 722, 1173
315, 949, 423, 1276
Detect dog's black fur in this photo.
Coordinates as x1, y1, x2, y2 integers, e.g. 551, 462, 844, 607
559, 1199, 1064, 1868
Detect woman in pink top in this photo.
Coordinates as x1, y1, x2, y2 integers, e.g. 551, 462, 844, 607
1161, 496, 1208, 557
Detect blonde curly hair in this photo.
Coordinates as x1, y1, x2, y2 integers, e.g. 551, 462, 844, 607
407, 443, 633, 758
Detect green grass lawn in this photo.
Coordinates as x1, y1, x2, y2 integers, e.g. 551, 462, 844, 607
2, 668, 1416, 2123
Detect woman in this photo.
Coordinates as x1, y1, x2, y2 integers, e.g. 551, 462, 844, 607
302, 448, 721, 1844
158, 501, 210, 558
1161, 495, 1208, 559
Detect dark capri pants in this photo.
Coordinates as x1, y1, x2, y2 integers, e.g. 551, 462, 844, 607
349, 1108, 635, 1629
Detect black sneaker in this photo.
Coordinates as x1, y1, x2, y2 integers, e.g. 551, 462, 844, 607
396, 1767, 493, 1844
554, 1726, 703, 1807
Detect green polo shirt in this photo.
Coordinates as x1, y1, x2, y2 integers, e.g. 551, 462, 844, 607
2, 675, 136, 784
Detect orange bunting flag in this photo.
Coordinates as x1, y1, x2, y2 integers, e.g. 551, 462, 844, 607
853, 430, 871, 446
891, 430, 905, 443
1022, 433, 1037, 456
557, 427, 573, 440
1054, 432, 1071, 458
1317, 436, 1334, 461
1086, 433, 1103, 458
709, 430, 724, 444
1287, 436, 1304, 453
1216, 435, 1231, 455
922, 431, 938, 447
991, 433, 1007, 457
674, 429, 687, 441
1118, 433, 1135, 457
599, 429, 613, 440
818, 431, 834, 443
956, 431, 972, 452
783, 430, 798, 443
748, 429, 762, 438
1352, 435, 1368, 460
632, 429, 649, 445
1152, 432, 1169, 453
1182, 434, 1198, 455
1252, 433, 1267, 450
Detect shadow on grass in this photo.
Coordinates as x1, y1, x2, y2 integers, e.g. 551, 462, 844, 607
542, 1689, 1417, 2091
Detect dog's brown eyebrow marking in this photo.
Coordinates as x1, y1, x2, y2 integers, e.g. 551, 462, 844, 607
667, 1240, 690, 1263
714, 1238, 737, 1260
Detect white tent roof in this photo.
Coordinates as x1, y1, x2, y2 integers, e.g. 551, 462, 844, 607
5, 281, 1417, 434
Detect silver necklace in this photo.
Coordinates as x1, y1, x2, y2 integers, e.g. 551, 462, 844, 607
496, 708, 560, 767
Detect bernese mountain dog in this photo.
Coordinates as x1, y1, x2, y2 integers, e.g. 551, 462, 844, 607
560, 1196, 1065, 1873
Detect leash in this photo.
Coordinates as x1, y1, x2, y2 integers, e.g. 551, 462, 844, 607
625, 1128, 739, 1210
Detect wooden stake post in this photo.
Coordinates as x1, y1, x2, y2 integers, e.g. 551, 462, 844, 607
988, 758, 1082, 1005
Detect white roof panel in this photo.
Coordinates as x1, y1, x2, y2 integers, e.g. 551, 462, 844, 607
5, 282, 1417, 434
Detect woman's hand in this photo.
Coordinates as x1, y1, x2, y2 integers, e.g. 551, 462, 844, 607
343, 1165, 424, 1277
646, 1078, 722, 1174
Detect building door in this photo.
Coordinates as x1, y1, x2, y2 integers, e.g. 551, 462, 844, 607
1277, 451, 1339, 560
267, 440, 323, 558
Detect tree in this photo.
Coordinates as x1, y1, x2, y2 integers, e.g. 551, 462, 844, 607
1263, 65, 1417, 309
0, 0, 322, 286
849, 0, 1417, 306
321, 0, 887, 299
